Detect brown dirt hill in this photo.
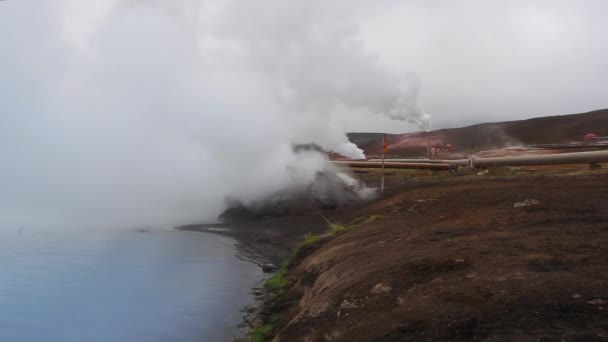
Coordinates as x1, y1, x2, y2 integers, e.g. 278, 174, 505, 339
270, 175, 608, 341
349, 108, 608, 158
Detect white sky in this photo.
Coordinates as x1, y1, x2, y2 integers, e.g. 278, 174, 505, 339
352, 0, 608, 131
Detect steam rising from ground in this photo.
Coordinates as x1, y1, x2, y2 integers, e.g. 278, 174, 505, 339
0, 0, 428, 229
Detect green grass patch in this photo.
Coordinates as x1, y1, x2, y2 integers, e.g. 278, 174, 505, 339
264, 255, 297, 297
328, 215, 384, 236
328, 223, 349, 235
349, 216, 369, 226
249, 325, 272, 342
293, 233, 320, 257
264, 266, 291, 294
351, 214, 383, 226
280, 258, 292, 269
301, 233, 321, 246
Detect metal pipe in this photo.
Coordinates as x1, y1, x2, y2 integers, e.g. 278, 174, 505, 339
471, 150, 608, 167
332, 161, 457, 170
527, 143, 608, 149
368, 158, 470, 166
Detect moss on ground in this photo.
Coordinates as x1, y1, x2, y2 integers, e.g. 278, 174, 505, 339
249, 325, 272, 342
264, 260, 292, 297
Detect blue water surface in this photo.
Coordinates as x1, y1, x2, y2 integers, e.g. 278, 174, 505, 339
0, 228, 262, 342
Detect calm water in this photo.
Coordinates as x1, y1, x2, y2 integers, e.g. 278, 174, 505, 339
0, 228, 262, 342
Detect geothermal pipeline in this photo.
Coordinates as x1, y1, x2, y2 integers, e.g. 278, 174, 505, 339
333, 151, 608, 170
332, 161, 457, 170
367, 158, 470, 166
470, 150, 608, 167
334, 151, 608, 171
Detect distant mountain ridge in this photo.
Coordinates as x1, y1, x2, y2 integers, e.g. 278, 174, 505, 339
348, 108, 608, 158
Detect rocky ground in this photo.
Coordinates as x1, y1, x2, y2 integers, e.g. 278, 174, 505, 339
182, 166, 608, 341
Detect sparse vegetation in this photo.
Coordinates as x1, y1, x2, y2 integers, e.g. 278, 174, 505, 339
264, 262, 291, 296
254, 214, 384, 340
349, 216, 369, 226
328, 214, 384, 236
249, 325, 272, 342
351, 214, 384, 226
280, 258, 291, 269
293, 233, 320, 257
485, 166, 521, 177
265, 233, 323, 298
328, 223, 349, 235
266, 214, 385, 298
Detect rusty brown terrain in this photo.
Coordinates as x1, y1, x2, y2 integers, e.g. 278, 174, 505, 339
349, 108, 608, 158
266, 171, 608, 341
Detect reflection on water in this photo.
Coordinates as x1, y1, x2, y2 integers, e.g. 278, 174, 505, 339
0, 228, 262, 342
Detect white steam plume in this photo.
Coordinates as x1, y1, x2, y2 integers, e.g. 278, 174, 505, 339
0, 0, 428, 229
210, 0, 431, 157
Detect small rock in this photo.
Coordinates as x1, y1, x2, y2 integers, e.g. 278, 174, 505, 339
514, 198, 542, 208
572, 293, 582, 299
262, 263, 278, 273
371, 283, 392, 295
340, 299, 359, 310
588, 299, 606, 305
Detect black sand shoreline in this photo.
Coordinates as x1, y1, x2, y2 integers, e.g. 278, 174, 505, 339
176, 214, 329, 268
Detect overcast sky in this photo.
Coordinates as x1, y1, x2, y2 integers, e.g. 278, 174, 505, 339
1, 0, 607, 228
4, 1, 606, 131
354, 0, 608, 130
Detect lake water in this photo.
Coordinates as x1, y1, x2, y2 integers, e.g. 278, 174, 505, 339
0, 228, 262, 341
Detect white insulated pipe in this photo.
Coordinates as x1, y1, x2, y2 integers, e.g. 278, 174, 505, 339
471, 150, 608, 168
367, 158, 470, 166
333, 161, 458, 170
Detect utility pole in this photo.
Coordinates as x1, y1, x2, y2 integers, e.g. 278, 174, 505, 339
381, 134, 387, 192
427, 131, 431, 159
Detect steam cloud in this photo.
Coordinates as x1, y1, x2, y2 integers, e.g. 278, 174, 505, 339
0, 0, 428, 229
